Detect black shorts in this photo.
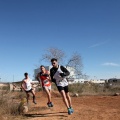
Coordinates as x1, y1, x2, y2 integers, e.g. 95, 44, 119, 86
25, 88, 33, 93
57, 86, 69, 93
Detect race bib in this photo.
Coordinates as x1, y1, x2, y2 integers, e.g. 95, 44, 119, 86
43, 79, 49, 85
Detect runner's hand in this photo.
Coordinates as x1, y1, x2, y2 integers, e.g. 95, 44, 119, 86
60, 73, 65, 77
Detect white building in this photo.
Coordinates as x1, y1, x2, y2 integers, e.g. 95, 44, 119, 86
90, 79, 105, 84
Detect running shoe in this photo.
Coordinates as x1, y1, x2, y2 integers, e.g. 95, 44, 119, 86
68, 108, 72, 115
70, 107, 74, 113
47, 102, 53, 107
50, 102, 53, 107
47, 102, 51, 107
33, 101, 37, 104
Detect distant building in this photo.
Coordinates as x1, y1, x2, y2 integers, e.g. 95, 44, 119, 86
90, 79, 106, 84
107, 78, 120, 85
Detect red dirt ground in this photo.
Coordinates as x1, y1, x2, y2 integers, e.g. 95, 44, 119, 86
23, 91, 120, 120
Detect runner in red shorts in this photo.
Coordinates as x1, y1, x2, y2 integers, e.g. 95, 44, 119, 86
37, 65, 53, 107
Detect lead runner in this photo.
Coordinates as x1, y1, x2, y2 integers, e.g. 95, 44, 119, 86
50, 58, 74, 115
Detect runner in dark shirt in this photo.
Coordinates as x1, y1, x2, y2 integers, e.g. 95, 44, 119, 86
50, 58, 74, 115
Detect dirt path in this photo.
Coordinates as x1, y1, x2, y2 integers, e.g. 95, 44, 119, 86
22, 91, 120, 120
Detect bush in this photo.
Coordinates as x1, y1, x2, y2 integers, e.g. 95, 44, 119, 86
0, 92, 19, 116
0, 85, 10, 91
68, 83, 120, 95
69, 83, 84, 93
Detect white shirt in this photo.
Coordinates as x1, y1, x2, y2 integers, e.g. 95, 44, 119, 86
53, 65, 68, 87
23, 78, 32, 91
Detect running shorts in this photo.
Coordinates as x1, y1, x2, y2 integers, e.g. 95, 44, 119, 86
57, 85, 69, 93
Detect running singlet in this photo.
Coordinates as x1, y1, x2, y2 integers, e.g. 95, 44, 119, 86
53, 65, 68, 87
23, 78, 32, 91
39, 71, 51, 87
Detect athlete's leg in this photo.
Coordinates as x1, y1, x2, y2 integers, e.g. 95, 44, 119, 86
44, 87, 51, 103
57, 86, 72, 115
60, 90, 69, 109
66, 92, 72, 108
26, 92, 29, 103
64, 86, 72, 108
31, 89, 37, 104
64, 86, 74, 114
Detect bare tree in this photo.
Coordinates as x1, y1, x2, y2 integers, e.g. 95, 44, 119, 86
40, 47, 83, 76
66, 52, 83, 76
41, 47, 65, 63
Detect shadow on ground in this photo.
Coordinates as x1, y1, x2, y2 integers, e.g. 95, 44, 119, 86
24, 112, 68, 118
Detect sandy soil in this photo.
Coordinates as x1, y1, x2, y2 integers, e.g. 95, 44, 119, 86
23, 91, 120, 120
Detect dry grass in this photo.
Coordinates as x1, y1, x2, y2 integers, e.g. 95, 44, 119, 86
68, 83, 120, 96
0, 91, 26, 120
0, 82, 120, 120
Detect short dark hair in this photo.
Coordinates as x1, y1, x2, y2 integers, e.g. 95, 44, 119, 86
24, 72, 28, 76
51, 58, 57, 62
40, 65, 45, 68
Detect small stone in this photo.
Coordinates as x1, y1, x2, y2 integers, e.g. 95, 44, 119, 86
114, 93, 120, 96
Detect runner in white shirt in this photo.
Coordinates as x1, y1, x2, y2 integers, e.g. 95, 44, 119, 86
21, 72, 37, 104
50, 58, 74, 115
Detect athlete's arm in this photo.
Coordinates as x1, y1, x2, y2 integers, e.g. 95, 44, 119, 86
47, 71, 52, 82
50, 68, 56, 83
50, 68, 53, 80
60, 66, 70, 77
21, 80, 26, 91
36, 73, 41, 84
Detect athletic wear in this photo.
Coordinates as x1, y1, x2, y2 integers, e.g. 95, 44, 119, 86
25, 88, 33, 93
33, 100, 37, 104
70, 107, 74, 113
23, 78, 32, 91
68, 108, 72, 115
47, 102, 53, 107
50, 65, 70, 87
50, 102, 53, 107
50, 65, 70, 84
57, 86, 69, 93
39, 71, 51, 88
43, 85, 51, 90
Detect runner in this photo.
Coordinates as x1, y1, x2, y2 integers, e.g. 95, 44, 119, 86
50, 58, 74, 115
21, 72, 37, 104
37, 65, 53, 107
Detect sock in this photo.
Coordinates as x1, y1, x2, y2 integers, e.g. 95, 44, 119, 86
33, 95, 36, 101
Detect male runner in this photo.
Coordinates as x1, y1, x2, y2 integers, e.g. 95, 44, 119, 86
37, 65, 53, 107
21, 72, 37, 104
50, 58, 74, 115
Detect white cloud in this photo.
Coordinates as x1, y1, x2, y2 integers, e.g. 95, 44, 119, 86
89, 41, 108, 48
89, 43, 101, 48
102, 62, 120, 67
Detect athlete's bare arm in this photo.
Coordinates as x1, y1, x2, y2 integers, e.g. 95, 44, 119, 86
21, 80, 26, 91
36, 73, 42, 86
47, 71, 52, 82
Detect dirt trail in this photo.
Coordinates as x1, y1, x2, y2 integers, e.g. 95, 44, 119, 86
24, 91, 120, 120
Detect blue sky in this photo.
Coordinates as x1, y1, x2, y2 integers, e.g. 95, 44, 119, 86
0, 0, 120, 82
